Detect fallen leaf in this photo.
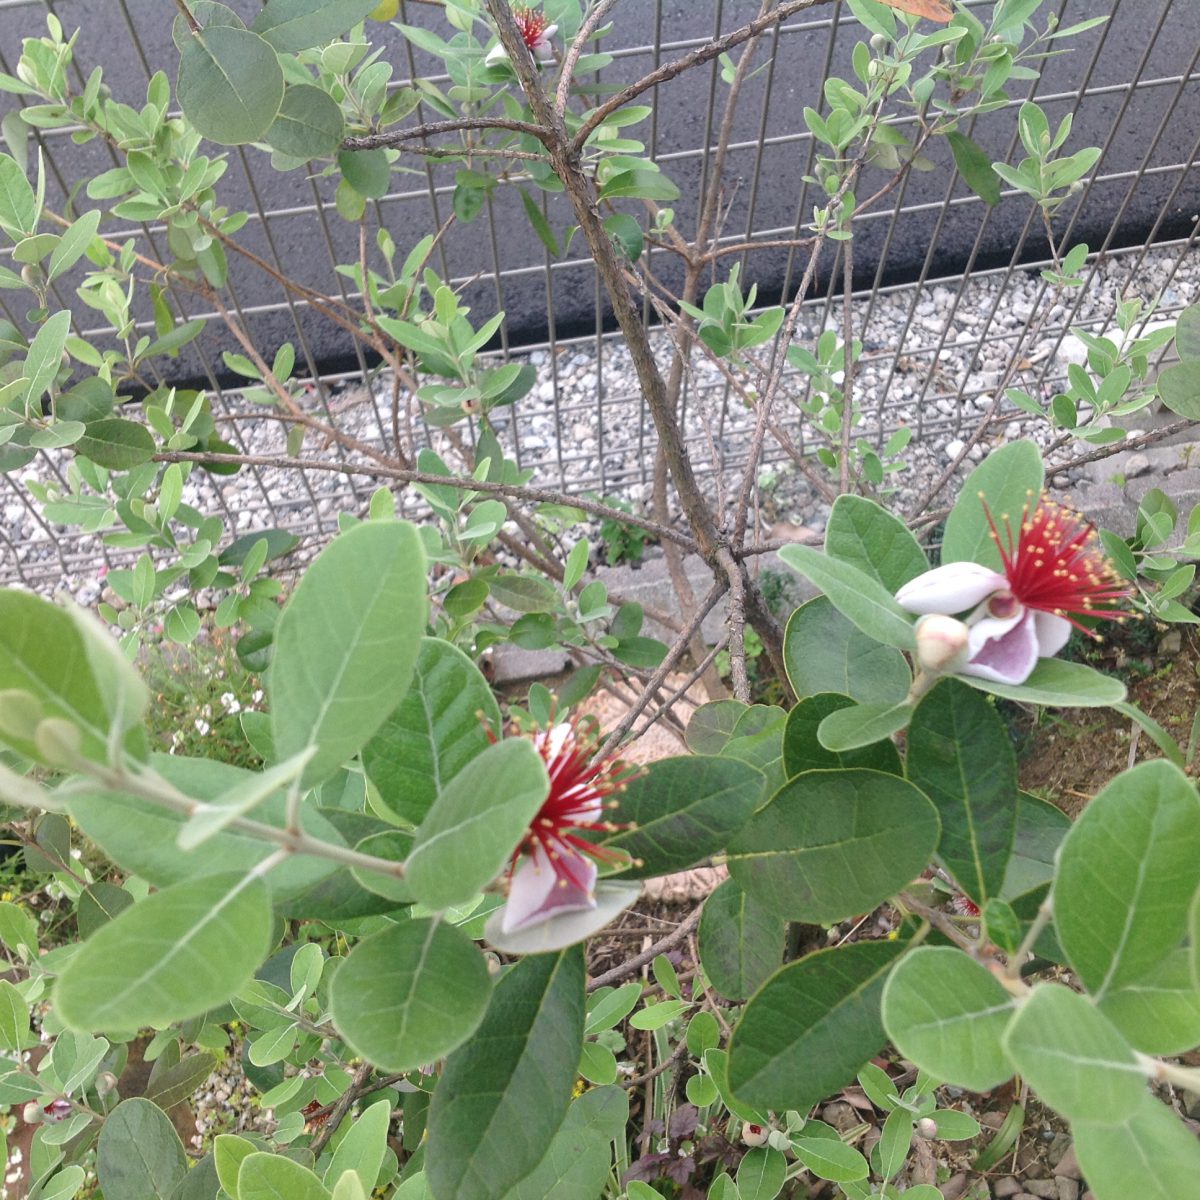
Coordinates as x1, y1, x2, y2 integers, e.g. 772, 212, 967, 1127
879, 0, 954, 22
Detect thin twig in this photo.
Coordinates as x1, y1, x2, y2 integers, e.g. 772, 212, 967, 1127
307, 1060, 374, 1157
588, 905, 704, 991
342, 117, 550, 151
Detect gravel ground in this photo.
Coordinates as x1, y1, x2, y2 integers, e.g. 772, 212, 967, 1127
2, 241, 1195, 605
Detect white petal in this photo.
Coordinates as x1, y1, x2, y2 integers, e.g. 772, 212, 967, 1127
485, 43, 509, 66
895, 562, 1009, 615
1033, 611, 1072, 658
961, 609, 1040, 685
500, 845, 597, 934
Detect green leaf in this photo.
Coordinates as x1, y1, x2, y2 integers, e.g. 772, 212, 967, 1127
426, 947, 585, 1200
361, 638, 501, 826
729, 941, 905, 1110
686, 700, 748, 755
0, 980, 27, 1050
1097, 950, 1200, 1056
817, 700, 913, 752
145, 1052, 221, 1111
338, 148, 390, 199
503, 1086, 629, 1200
239, 1153, 331, 1200
962, 657, 1125, 707
600, 755, 763, 879
778, 545, 916, 650
783, 598, 911, 705
603, 212, 643, 263
23, 309, 71, 408
266, 84, 345, 159
176, 25, 284, 146
882, 946, 1015, 1092
792, 1138, 870, 1184
0, 590, 137, 766
330, 919, 491, 1072
1157, 361, 1200, 419
0, 153, 37, 238
76, 418, 156, 470
782, 693, 902, 777
1000, 792, 1069, 913
324, 1098, 392, 1194
47, 207, 102, 282
727, 769, 939, 923
1055, 759, 1200, 997
906, 679, 1017, 904
96, 1098, 188, 1200
488, 573, 558, 614
736, 1146, 787, 1200
1003, 983, 1144, 1123
215, 1134, 256, 1198
698, 879, 784, 1001
947, 131, 1001, 206
271, 520, 427, 788
941, 440, 1044, 571
405, 738, 548, 911
252, 0, 381, 51
824, 494, 928, 591
1073, 1092, 1200, 1200
597, 169, 680, 202
53, 871, 272, 1030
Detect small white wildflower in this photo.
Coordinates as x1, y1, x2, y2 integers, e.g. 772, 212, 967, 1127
194, 718, 211, 736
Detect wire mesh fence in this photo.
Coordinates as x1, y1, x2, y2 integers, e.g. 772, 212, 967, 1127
0, 0, 1196, 587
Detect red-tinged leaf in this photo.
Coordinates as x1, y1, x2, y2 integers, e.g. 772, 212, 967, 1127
879, 0, 953, 21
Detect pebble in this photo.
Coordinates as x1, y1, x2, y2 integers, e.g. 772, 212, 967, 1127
1023, 1181, 1058, 1198
994, 1179, 1023, 1197
1052, 1146, 1082, 1180
1055, 1179, 1079, 1200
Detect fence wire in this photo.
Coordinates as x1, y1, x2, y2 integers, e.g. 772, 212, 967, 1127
0, 0, 1196, 587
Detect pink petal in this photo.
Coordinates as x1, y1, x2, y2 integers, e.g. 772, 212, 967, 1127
500, 845, 597, 934
895, 562, 1009, 616
961, 609, 1040, 685
1033, 611, 1072, 658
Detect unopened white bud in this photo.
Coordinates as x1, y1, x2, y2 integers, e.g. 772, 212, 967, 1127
916, 1117, 939, 1138
21, 1101, 41, 1124
742, 1122, 769, 1147
914, 613, 970, 674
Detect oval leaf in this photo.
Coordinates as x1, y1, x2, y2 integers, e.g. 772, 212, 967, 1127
698, 878, 784, 1001
426, 947, 585, 1200
729, 941, 906, 1111
330, 919, 491, 1072
176, 25, 284, 146
601, 755, 763, 879
882, 946, 1015, 1092
97, 1098, 187, 1200
270, 520, 427, 789
727, 769, 940, 923
783, 693, 902, 777
54, 871, 272, 1030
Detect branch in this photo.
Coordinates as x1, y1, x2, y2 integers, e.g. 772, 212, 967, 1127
555, 0, 622, 115
571, 0, 834, 152
342, 117, 550, 152
307, 1060, 374, 1157
153, 449, 699, 550
587, 904, 703, 991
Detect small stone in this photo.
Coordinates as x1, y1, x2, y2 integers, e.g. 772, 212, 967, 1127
1056, 334, 1090, 366
1055, 1179, 1079, 1200
939, 1173, 969, 1200
1122, 452, 1151, 478
1052, 1146, 1082, 1180
944, 438, 966, 461
1024, 1181, 1058, 1198
1160, 629, 1183, 656
993, 1178, 1023, 1197
820, 1101, 858, 1132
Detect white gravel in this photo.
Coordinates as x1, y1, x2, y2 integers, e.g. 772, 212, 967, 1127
3, 240, 1196, 602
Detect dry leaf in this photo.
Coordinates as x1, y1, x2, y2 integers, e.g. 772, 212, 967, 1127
879, 0, 955, 22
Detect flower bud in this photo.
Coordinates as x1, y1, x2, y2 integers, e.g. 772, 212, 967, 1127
914, 613, 970, 674
21, 1101, 42, 1124
916, 1117, 939, 1139
742, 1122, 769, 1147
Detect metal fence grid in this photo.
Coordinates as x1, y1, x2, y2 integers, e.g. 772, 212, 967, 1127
0, 0, 1196, 586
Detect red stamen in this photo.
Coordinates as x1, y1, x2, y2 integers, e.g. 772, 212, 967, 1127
511, 717, 638, 894
513, 6, 550, 50
983, 493, 1132, 634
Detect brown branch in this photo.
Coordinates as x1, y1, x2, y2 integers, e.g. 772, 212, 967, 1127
307, 1060, 373, 1157
555, 0, 622, 115
588, 904, 704, 991
621, 1037, 688, 1090
571, 0, 834, 152
342, 118, 550, 152
1050, 419, 1198, 474
152, 449, 698, 550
